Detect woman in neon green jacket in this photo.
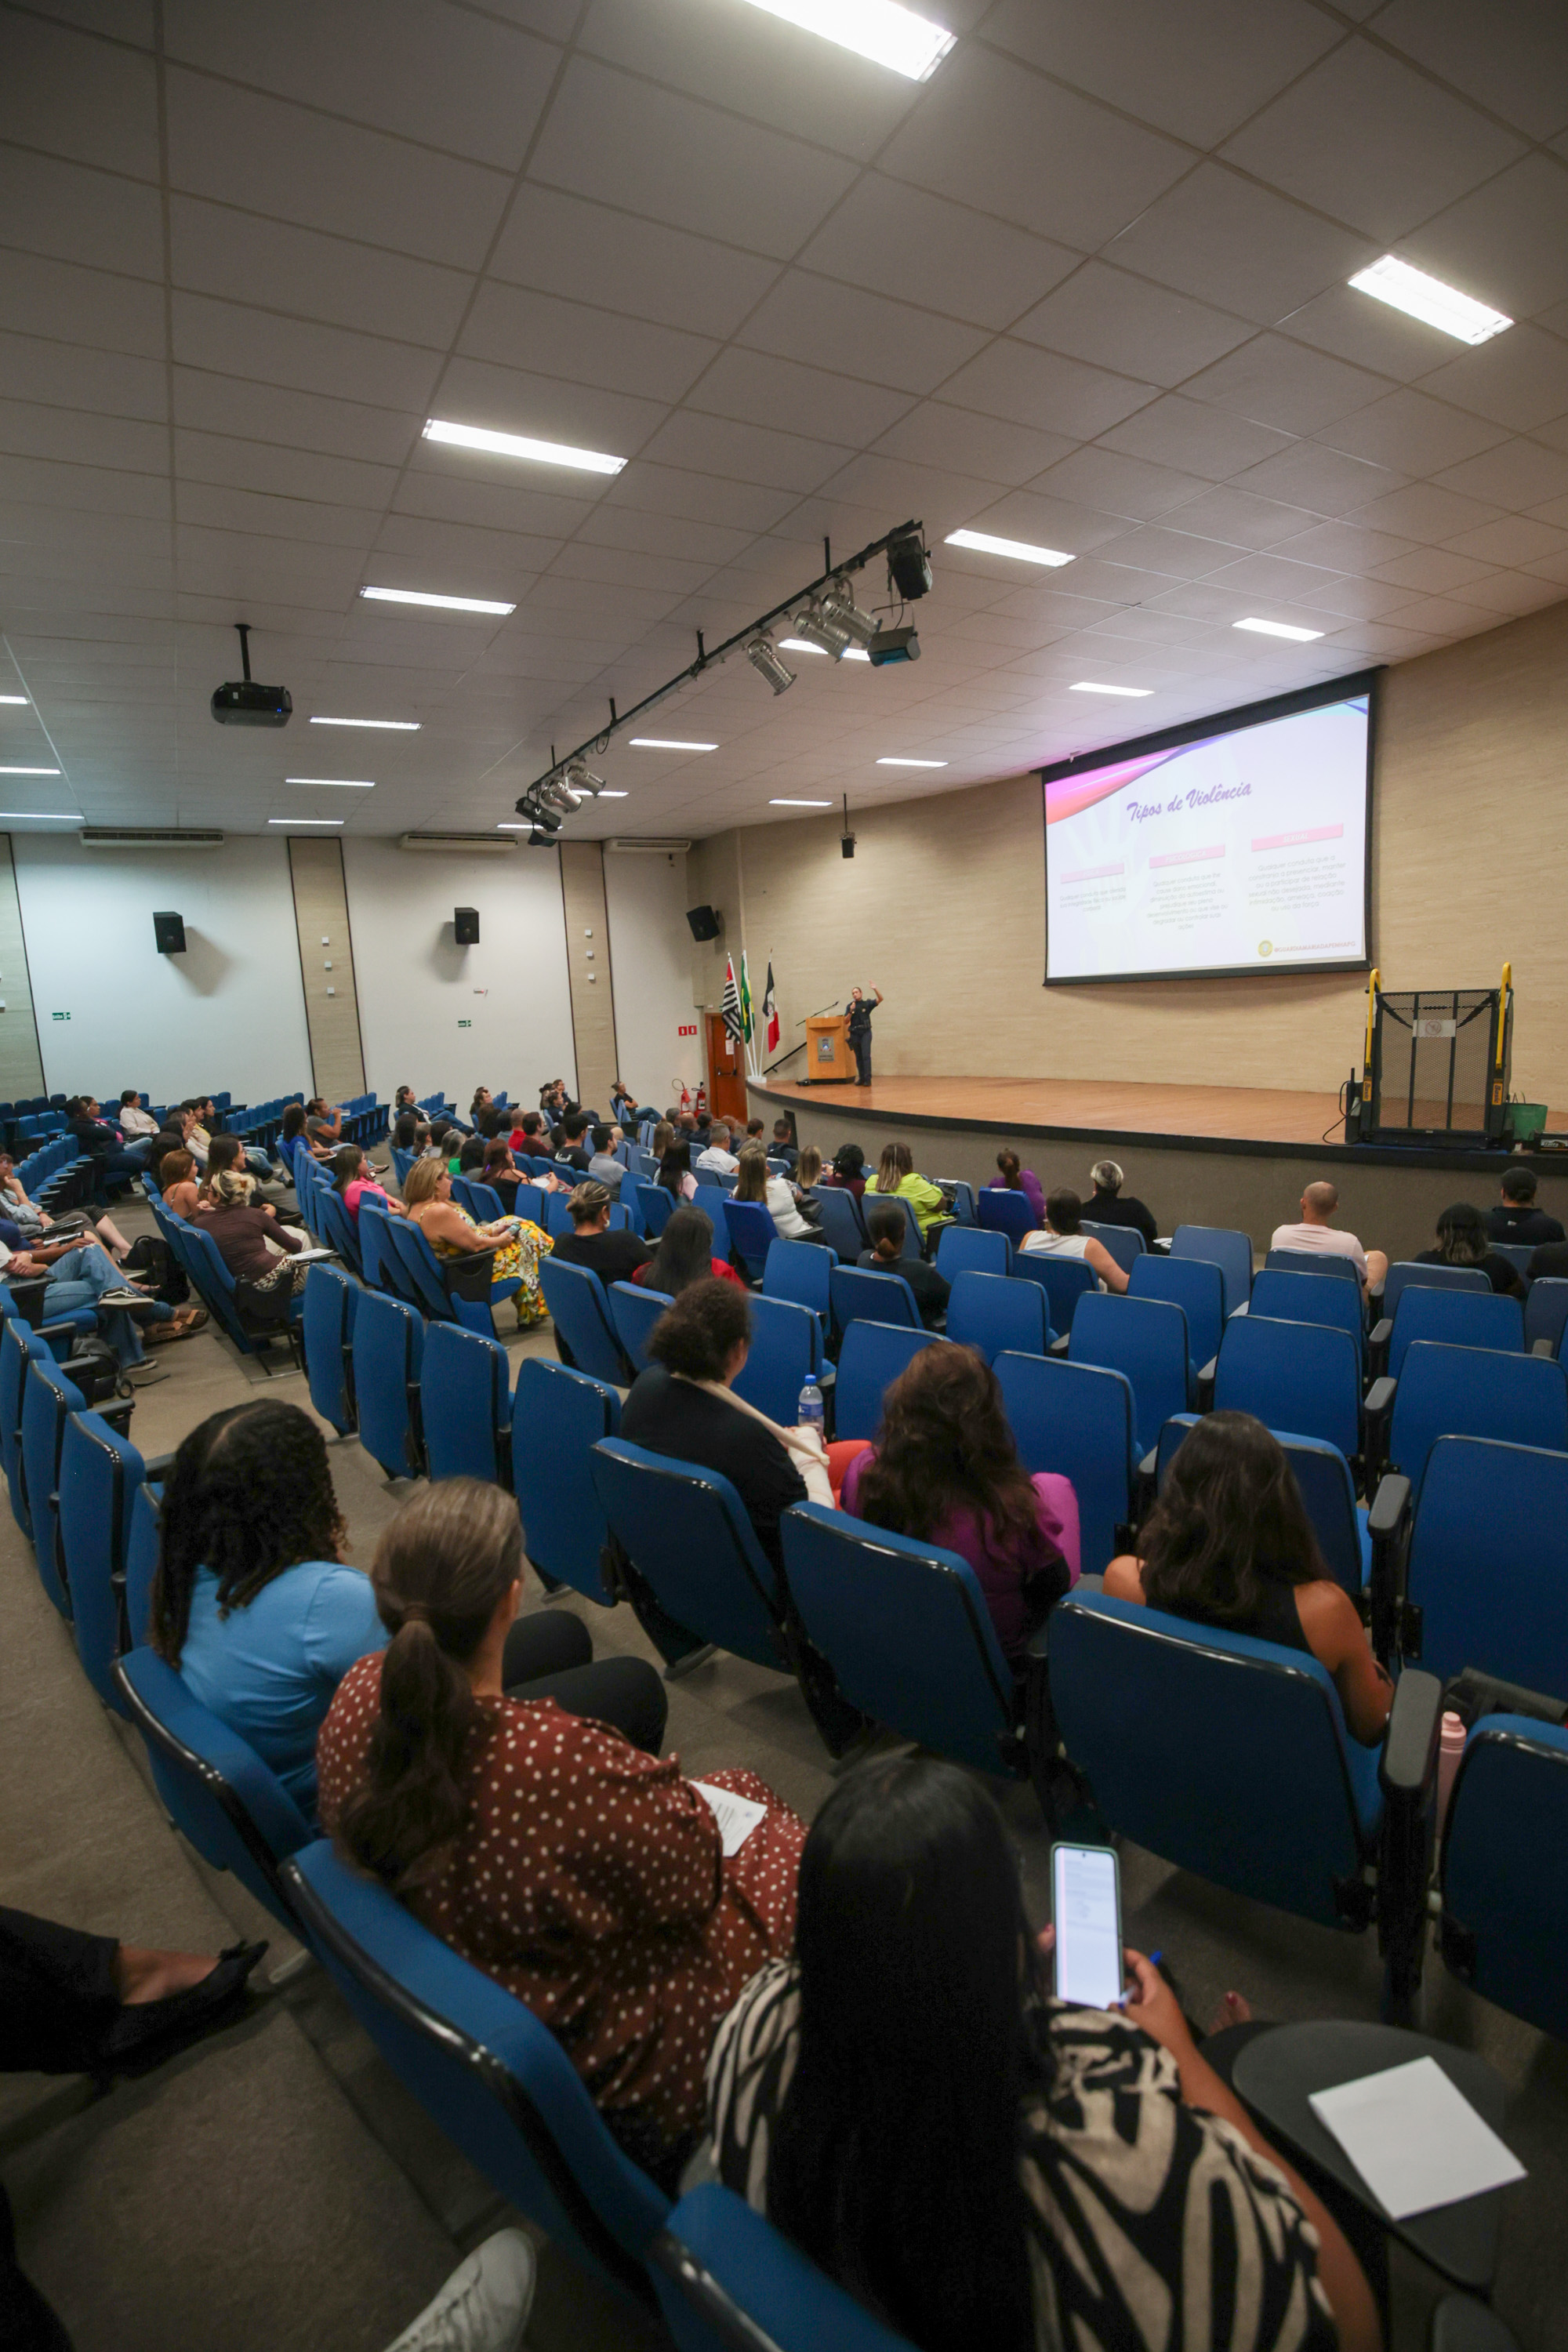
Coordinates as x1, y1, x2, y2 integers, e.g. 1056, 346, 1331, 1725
864, 1139, 948, 1240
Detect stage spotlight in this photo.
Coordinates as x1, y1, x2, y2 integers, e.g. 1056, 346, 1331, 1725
746, 633, 797, 695
564, 757, 607, 796
816, 581, 880, 649
790, 601, 852, 659
527, 826, 557, 848
868, 623, 920, 665
886, 531, 932, 601
539, 774, 583, 815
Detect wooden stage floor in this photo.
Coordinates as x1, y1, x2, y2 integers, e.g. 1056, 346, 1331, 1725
759, 1073, 1350, 1149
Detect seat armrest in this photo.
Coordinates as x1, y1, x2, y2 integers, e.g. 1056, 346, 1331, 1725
1531, 1334, 1555, 1357
1365, 1469, 1411, 1667
35, 1317, 89, 1348
141, 1452, 177, 1480
1047, 1331, 1070, 1356
1366, 1472, 1410, 1541
1138, 1446, 1158, 1482
1368, 1315, 1393, 1379
1380, 1666, 1443, 1798
1376, 1665, 1443, 2021
1360, 1375, 1396, 1494
1196, 1356, 1216, 1412
1228, 1300, 1249, 1319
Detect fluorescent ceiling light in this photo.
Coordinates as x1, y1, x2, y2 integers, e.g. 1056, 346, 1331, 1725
0, 695, 28, 706
597, 789, 628, 797
0, 811, 75, 819
423, 417, 626, 474
736, 0, 953, 80
770, 798, 833, 807
629, 738, 716, 752
877, 757, 947, 768
842, 646, 870, 661
778, 637, 829, 657
1071, 681, 1152, 697
1234, 617, 1323, 642
284, 777, 375, 788
361, 586, 516, 615
310, 715, 419, 731
0, 765, 59, 775
269, 816, 343, 826
1348, 255, 1512, 346
945, 528, 1074, 568
496, 822, 531, 830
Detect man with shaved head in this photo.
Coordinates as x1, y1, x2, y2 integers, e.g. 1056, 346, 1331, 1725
1270, 1180, 1387, 1292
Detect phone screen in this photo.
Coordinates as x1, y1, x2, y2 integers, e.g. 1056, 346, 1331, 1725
1051, 1843, 1123, 2011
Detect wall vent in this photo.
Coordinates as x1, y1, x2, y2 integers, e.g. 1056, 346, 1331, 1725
78, 827, 224, 849
397, 832, 516, 855
604, 837, 693, 853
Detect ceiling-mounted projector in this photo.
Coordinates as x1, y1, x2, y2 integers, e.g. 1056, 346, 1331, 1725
211, 622, 292, 727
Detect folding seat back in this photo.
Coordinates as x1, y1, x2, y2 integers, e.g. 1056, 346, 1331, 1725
781, 1504, 1020, 1777
764, 1236, 832, 1325
1525, 1277, 1568, 1356
652, 2183, 914, 2352
691, 1187, 731, 1254
975, 1189, 1036, 1243
938, 1178, 977, 1227
944, 1268, 1049, 1363
1069, 1291, 1190, 1456
731, 1294, 827, 1427
23, 1354, 84, 1616
513, 1359, 620, 1605
722, 1199, 777, 1283
1405, 1436, 1568, 1693
1156, 1413, 1364, 1597
539, 1258, 633, 1385
514, 1183, 552, 1231
1440, 1714, 1568, 2041
0, 1315, 49, 1537
390, 1145, 416, 1185
1050, 1591, 1383, 1927
385, 1214, 456, 1319
544, 1190, 576, 1240
352, 1288, 425, 1479
1487, 1243, 1534, 1283
466, 1180, 506, 1225
635, 1181, 674, 1237
302, 1262, 357, 1436
610, 1281, 672, 1374
833, 1321, 936, 1442
358, 1199, 398, 1294
804, 1186, 866, 1263
449, 1175, 483, 1220
285, 1842, 667, 2310
829, 1263, 920, 1337
1265, 1247, 1361, 1285
421, 1322, 512, 1486
995, 1352, 1135, 1578
58, 1409, 149, 1709
1386, 1286, 1523, 1379
1171, 1224, 1252, 1316
1382, 1261, 1489, 1319
1080, 1220, 1143, 1276
1214, 1312, 1360, 1461
318, 1186, 362, 1276
934, 1225, 1010, 1282
592, 1439, 783, 1671
114, 1648, 313, 1931
125, 1476, 162, 1650
1388, 1341, 1568, 1493
1127, 1253, 1225, 1371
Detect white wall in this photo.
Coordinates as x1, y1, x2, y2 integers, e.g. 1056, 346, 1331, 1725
604, 848, 702, 1108
343, 838, 579, 1109
14, 833, 313, 1103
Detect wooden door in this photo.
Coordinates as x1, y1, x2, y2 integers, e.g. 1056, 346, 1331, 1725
706, 1014, 748, 1122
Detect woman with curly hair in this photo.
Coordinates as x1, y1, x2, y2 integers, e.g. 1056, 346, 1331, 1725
841, 1342, 1076, 1664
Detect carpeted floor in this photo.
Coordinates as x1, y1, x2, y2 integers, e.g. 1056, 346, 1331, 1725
3, 1188, 1566, 2350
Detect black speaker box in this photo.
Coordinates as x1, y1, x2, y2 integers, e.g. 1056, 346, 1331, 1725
685, 903, 721, 942
454, 906, 480, 945
153, 910, 187, 954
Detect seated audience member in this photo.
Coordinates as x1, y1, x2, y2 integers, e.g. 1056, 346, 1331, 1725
794, 1143, 822, 1191
0, 1228, 197, 1374
633, 1205, 746, 1296
480, 1136, 527, 1212
158, 1148, 202, 1221
318, 1476, 801, 2178
394, 1084, 417, 1117
1414, 1200, 1524, 1298
1486, 1166, 1563, 1249
1086, 1156, 1158, 1249
191, 1094, 272, 1183
620, 1280, 832, 1574
587, 1123, 626, 1196
66, 1094, 147, 1189
554, 1112, 593, 1173
609, 1080, 643, 1127
426, 1117, 459, 1168
281, 1102, 329, 1168
770, 1118, 799, 1172
147, 1101, 196, 1182
695, 1120, 739, 1177
989, 1148, 1044, 1224
470, 1085, 493, 1124
735, 1143, 828, 1245
550, 1181, 652, 1283
843, 1345, 1075, 1662
865, 1141, 947, 1242
857, 1201, 949, 1328
117, 1088, 158, 1141
0, 1904, 264, 2082
706, 1756, 1377, 2352
332, 1143, 398, 1223
1105, 1413, 1392, 1744
0, 1148, 135, 1263
457, 1132, 488, 1176
659, 1142, 698, 1203
476, 1106, 508, 1144
153, 1408, 662, 1813
305, 1098, 345, 1150
650, 1118, 676, 1162
200, 1168, 310, 1298
820, 1141, 867, 1200
1019, 1189, 1128, 1292
507, 1112, 568, 1192
1269, 1180, 1388, 1292
404, 1157, 551, 1328
746, 1116, 766, 1143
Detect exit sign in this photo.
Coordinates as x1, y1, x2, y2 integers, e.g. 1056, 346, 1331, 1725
458, 1018, 472, 1028
52, 1011, 71, 1022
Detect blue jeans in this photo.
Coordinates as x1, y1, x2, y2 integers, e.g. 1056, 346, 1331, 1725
45, 1243, 172, 1367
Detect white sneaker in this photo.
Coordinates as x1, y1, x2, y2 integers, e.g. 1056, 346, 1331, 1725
383, 2230, 536, 2352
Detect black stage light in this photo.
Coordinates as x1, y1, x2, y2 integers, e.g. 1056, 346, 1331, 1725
840, 833, 856, 858
868, 624, 920, 665
886, 532, 931, 601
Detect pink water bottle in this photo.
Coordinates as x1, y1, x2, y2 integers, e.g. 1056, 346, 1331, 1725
1435, 1711, 1466, 1841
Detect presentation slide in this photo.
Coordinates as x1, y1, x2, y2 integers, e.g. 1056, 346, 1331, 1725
1044, 688, 1371, 983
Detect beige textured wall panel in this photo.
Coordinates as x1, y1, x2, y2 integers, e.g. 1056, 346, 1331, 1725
288, 837, 366, 1102
557, 840, 619, 1109
720, 596, 1568, 1110
0, 838, 45, 1102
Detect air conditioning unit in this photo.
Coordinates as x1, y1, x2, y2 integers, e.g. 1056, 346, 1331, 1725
397, 833, 516, 855
79, 828, 224, 849
605, 837, 693, 854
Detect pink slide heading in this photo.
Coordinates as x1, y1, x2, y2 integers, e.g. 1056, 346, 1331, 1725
1251, 823, 1345, 851
1061, 862, 1125, 884
1149, 844, 1225, 869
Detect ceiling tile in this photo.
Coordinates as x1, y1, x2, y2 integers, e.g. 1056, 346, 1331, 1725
951, 488, 1131, 556
1273, 284, 1471, 383
1077, 523, 1236, 579
4, 12, 160, 180
172, 291, 443, 412
526, 56, 858, 260
1012, 263, 1254, 388
878, 45, 1189, 251
1270, 519, 1419, 570
1219, 41, 1524, 242
981, 0, 1341, 147
0, 453, 170, 520
735, 274, 990, 397
0, 396, 167, 475
1290, 574, 1418, 619
488, 186, 779, 340
1098, 394, 1294, 478
1372, 0, 1568, 145
1377, 592, 1504, 634
815, 452, 1014, 539
0, 148, 164, 281
1317, 388, 1508, 473
173, 429, 398, 509
168, 198, 473, 349
1151, 483, 1318, 546
684, 347, 911, 446
1417, 325, 1568, 435
575, 503, 751, 570
176, 481, 382, 550
1102, 165, 1377, 327
0, 329, 167, 424
432, 354, 671, 456
603, 463, 795, 535
1027, 446, 1210, 521
637, 411, 854, 495
1369, 546, 1497, 594
871, 403, 1077, 487
1439, 568, 1566, 616
1441, 516, 1568, 566
1198, 550, 1348, 600
459, 283, 719, 407
1348, 481, 1506, 542
1403, 156, 1568, 322
795, 176, 1077, 333
0, 250, 165, 362
393, 464, 594, 539
939, 341, 1157, 439
1229, 438, 1403, 516
1432, 437, 1568, 511
170, 370, 419, 466
1179, 332, 1395, 438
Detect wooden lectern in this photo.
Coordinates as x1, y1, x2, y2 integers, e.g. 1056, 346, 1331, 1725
804, 1013, 853, 1084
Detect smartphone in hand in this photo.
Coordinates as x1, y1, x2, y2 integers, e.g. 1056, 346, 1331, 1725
1051, 1842, 1124, 2011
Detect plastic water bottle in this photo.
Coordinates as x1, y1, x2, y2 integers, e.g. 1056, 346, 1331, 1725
797, 1379, 825, 1436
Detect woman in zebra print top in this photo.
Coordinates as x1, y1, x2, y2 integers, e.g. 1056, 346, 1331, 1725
704, 1758, 1380, 2352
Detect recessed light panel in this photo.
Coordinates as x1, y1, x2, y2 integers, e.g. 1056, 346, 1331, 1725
0, 765, 59, 775
770, 798, 833, 807
1348, 255, 1512, 346
361, 586, 516, 615
310, 716, 419, 731
877, 757, 947, 768
629, 739, 717, 752
736, 0, 954, 81
1071, 682, 1152, 697
1234, 618, 1323, 642
269, 816, 344, 826
423, 418, 626, 474
0, 695, 28, 706
284, 778, 376, 788
944, 529, 1074, 568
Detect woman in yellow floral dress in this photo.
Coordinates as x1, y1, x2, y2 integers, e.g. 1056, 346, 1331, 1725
401, 1158, 552, 1328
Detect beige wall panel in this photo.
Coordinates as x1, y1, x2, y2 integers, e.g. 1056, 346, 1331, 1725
717, 595, 1568, 1112
0, 837, 45, 1101
557, 840, 619, 1109
288, 837, 366, 1102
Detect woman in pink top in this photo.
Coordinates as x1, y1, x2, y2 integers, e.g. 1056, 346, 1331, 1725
332, 1143, 403, 1221
840, 1342, 1078, 1665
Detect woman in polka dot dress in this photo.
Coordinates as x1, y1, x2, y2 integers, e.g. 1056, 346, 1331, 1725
317, 1478, 805, 2183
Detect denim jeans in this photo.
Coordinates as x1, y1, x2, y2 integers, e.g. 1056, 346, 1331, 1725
44, 1242, 172, 1367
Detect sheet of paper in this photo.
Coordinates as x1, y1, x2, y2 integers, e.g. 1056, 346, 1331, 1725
691, 1780, 768, 1858
1308, 2056, 1526, 2220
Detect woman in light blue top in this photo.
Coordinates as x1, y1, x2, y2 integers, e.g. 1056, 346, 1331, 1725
149, 1401, 383, 1813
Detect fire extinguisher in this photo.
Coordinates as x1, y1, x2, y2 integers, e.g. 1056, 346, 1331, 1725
679, 1083, 692, 1112
695, 1080, 708, 1118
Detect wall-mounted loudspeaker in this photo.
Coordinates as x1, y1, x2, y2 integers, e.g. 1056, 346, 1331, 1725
454, 906, 480, 945
153, 910, 187, 954
685, 903, 721, 942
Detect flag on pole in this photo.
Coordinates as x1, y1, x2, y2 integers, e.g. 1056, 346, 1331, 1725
764, 962, 780, 1054
720, 954, 745, 1044
739, 950, 755, 1044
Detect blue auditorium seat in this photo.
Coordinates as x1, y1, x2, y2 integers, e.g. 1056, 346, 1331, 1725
1171, 1223, 1252, 1316
512, 1359, 621, 1606
1128, 1253, 1225, 1373
934, 1225, 1010, 1282
652, 2184, 915, 2352
302, 1262, 357, 1436
944, 1268, 1048, 1363
1069, 1291, 1191, 1456
539, 1260, 633, 1385
1440, 1714, 1568, 2042
995, 1352, 1137, 1579
832, 1321, 935, 1442
829, 1263, 920, 1336
352, 1289, 424, 1479
1011, 1250, 1096, 1336
421, 1322, 512, 1486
